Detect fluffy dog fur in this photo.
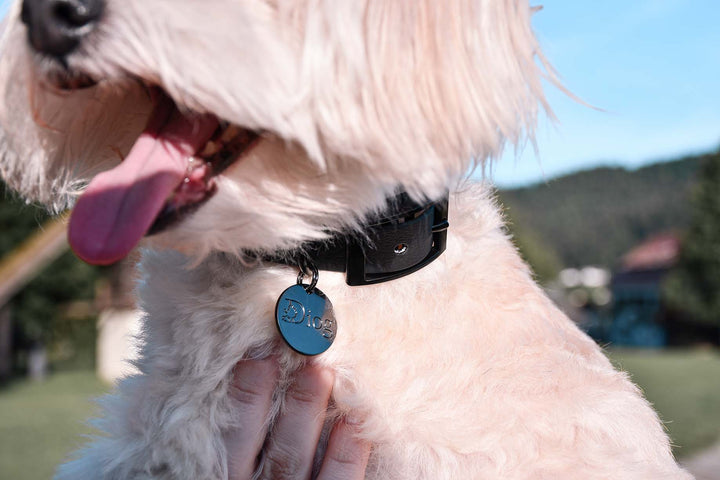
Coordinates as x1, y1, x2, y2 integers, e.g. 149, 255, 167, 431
0, 0, 692, 478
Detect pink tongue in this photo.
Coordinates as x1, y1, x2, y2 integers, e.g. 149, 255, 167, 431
68, 94, 218, 265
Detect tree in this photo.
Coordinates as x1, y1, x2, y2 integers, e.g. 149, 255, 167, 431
1, 181, 102, 371
503, 213, 563, 285
663, 150, 720, 328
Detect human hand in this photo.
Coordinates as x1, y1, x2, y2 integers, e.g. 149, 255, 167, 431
224, 358, 371, 480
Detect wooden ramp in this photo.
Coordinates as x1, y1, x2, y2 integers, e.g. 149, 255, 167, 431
0, 216, 69, 306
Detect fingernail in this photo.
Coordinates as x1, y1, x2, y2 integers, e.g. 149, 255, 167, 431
292, 363, 335, 394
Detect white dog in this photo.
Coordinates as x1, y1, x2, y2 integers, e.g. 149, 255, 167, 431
0, 0, 692, 478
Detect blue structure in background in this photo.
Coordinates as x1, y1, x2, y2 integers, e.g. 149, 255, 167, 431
607, 234, 678, 347
602, 232, 718, 347
611, 278, 667, 347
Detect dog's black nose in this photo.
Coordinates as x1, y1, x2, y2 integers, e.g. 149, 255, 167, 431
21, 0, 103, 58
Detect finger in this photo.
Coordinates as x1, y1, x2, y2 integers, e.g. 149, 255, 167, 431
224, 358, 279, 480
317, 420, 371, 480
259, 364, 334, 480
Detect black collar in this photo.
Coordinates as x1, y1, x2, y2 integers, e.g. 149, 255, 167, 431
268, 193, 449, 286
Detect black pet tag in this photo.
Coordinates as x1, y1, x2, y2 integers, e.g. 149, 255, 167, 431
275, 268, 337, 356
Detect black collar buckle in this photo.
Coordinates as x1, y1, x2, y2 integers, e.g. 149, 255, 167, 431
345, 197, 449, 286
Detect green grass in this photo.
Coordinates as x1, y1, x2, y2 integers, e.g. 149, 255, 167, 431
1, 350, 718, 478
608, 348, 720, 458
0, 371, 108, 480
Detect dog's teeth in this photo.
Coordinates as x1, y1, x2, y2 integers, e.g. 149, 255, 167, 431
220, 125, 241, 143
200, 141, 221, 157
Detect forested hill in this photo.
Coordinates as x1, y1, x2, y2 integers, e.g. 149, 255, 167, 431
498, 151, 716, 270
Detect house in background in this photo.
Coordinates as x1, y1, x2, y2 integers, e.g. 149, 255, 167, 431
608, 232, 718, 347
94, 256, 141, 383
609, 233, 680, 347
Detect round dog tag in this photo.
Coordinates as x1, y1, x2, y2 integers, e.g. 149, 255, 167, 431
275, 284, 337, 356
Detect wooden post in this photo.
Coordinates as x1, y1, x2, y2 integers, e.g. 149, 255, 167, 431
0, 305, 12, 379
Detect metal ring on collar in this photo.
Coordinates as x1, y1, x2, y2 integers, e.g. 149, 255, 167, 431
296, 261, 319, 293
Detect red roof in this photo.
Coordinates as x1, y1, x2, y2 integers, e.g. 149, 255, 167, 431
621, 232, 681, 271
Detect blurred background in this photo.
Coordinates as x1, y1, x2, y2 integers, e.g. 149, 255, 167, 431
1, 0, 719, 479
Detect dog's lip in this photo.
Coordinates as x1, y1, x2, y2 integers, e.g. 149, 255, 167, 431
129, 87, 263, 237
148, 121, 261, 235
68, 87, 260, 265
46, 69, 98, 91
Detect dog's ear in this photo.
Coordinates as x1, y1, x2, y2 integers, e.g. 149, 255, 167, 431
294, 0, 552, 197
0, 7, 148, 211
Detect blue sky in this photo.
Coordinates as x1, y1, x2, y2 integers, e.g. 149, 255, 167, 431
2, 0, 718, 187
492, 0, 720, 187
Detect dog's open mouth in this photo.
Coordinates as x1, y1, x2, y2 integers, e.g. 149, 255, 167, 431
68, 87, 259, 266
